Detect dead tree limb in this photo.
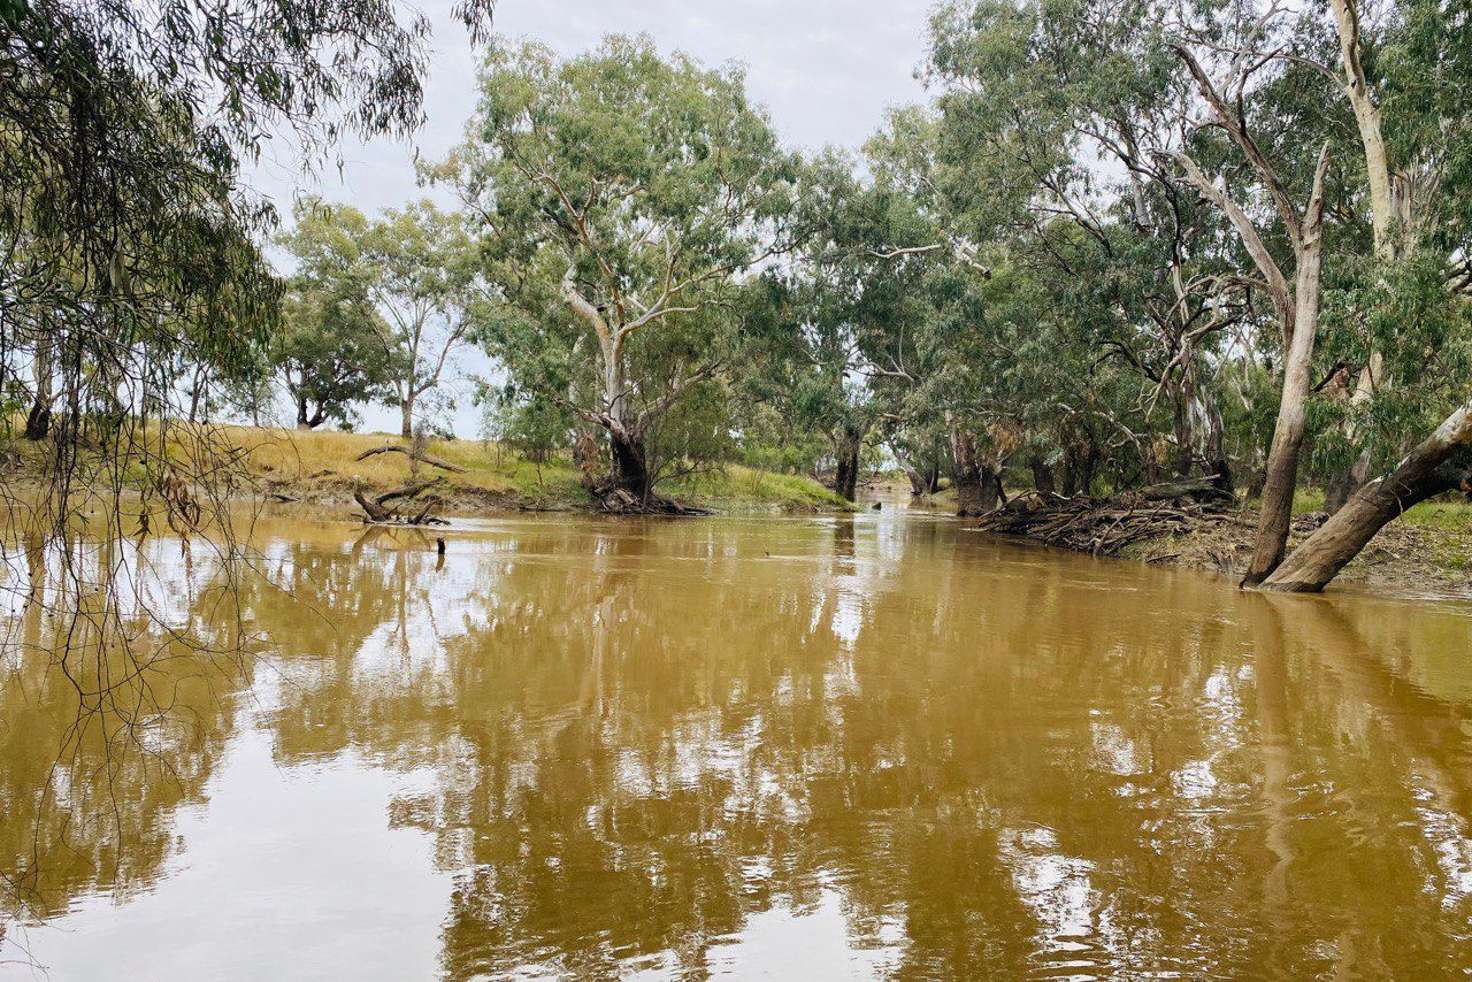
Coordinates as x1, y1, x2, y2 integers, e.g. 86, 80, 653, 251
354, 444, 467, 473
353, 478, 448, 525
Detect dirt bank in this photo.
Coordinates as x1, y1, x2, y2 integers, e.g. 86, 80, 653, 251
948, 480, 1472, 600
1119, 505, 1472, 600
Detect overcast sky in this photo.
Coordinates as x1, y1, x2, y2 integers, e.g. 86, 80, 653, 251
251, 0, 936, 435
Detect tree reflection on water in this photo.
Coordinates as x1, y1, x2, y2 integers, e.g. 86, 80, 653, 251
3, 513, 1472, 979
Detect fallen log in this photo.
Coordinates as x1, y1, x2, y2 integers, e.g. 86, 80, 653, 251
354, 444, 467, 473
1137, 474, 1233, 503
353, 478, 449, 525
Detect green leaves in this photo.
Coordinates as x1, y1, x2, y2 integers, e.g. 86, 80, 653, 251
0, 0, 27, 27
443, 34, 799, 479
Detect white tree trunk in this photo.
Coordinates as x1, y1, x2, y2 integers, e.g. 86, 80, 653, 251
1262, 399, 1472, 591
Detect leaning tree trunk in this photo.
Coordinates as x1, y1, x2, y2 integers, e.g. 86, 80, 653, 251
1260, 401, 1472, 593
1243, 203, 1328, 586
902, 463, 929, 496
895, 443, 940, 495
1244, 360, 1314, 585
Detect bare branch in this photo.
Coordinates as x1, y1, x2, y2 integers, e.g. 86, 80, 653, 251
1174, 152, 1292, 338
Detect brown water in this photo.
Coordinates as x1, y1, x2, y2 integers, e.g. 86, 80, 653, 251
3, 508, 1472, 980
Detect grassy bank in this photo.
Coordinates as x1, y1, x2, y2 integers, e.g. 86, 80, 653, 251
217, 426, 851, 516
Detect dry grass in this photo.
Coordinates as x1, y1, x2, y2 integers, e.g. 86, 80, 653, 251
229, 426, 579, 497
219, 425, 848, 514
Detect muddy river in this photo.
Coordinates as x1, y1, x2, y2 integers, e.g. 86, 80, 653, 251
3, 507, 1472, 979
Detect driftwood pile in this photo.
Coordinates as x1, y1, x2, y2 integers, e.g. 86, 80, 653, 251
972, 476, 1235, 556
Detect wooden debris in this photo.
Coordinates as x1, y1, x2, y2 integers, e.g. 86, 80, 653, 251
972, 478, 1235, 556
592, 487, 711, 516
354, 444, 467, 473
353, 478, 449, 525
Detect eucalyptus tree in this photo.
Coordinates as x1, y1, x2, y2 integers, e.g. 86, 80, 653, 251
276, 279, 397, 431
1249, 0, 1472, 589
921, 0, 1472, 588
1163, 0, 1472, 589
1, 0, 495, 549
440, 35, 801, 504
1163, 35, 1333, 585
274, 201, 394, 429
1230, 0, 1472, 512
362, 201, 482, 437
275, 198, 483, 435
859, 105, 1027, 513
1, 0, 491, 494
747, 152, 952, 501
745, 273, 874, 501
925, 0, 1251, 504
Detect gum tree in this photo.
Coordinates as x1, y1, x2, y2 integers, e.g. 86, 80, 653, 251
362, 201, 481, 437
441, 35, 799, 505
275, 198, 482, 434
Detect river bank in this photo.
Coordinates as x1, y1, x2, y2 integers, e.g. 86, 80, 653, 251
1118, 495, 1472, 599
2, 425, 854, 520
892, 477, 1472, 600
